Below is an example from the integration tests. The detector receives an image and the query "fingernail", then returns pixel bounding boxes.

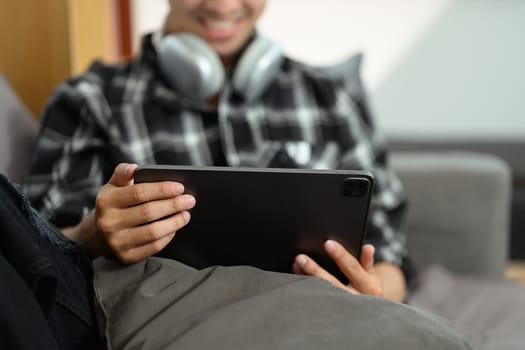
[325,240,337,252]
[183,195,196,207]
[121,164,130,175]
[182,211,191,223]
[296,255,307,267]
[171,183,184,194]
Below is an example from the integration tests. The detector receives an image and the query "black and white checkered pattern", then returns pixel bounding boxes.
[24,34,409,270]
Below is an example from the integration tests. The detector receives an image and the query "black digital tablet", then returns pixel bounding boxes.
[134,165,374,281]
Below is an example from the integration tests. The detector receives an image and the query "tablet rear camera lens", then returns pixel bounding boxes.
[342,179,368,197]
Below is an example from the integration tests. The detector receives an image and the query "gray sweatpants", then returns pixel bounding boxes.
[93,257,474,350]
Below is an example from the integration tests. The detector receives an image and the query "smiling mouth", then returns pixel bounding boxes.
[201,20,241,39]
[197,13,246,40]
[202,18,240,29]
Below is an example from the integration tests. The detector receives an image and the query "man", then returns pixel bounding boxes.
[24,0,409,301]
[15,1,479,349]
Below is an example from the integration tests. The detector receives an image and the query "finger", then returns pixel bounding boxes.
[293,254,347,290]
[360,244,375,271]
[107,181,186,208]
[292,258,359,295]
[324,240,372,293]
[116,211,191,251]
[118,232,176,264]
[113,194,196,229]
[108,163,138,187]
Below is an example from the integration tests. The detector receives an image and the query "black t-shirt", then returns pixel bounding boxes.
[201,109,227,166]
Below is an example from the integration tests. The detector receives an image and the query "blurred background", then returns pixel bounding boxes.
[0,0,524,259]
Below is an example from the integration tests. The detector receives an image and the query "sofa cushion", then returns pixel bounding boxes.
[93,257,474,350]
[408,265,525,350]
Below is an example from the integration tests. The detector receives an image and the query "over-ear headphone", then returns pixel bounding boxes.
[156,32,284,102]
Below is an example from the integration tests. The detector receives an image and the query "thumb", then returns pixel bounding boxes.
[108,163,138,187]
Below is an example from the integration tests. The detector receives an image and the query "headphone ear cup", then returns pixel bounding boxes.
[232,37,284,102]
[158,33,225,101]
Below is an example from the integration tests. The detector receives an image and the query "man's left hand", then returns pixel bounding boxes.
[293,240,383,297]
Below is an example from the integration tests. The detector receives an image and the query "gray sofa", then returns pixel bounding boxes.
[392,151,510,277]
[2,74,524,349]
[391,151,525,349]
[0,75,37,184]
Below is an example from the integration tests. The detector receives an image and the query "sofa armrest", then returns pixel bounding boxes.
[0,74,37,183]
[390,151,512,277]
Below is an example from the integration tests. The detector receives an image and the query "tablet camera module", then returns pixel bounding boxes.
[341,178,369,198]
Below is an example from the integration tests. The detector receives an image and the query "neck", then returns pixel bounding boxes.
[208,94,220,109]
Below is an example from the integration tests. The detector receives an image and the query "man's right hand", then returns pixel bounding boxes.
[66,163,196,263]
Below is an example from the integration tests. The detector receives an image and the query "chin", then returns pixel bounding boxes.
[210,41,245,63]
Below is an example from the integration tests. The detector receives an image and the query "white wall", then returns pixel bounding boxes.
[258,0,453,92]
[130,0,169,51]
[130,0,525,141]
[371,0,525,142]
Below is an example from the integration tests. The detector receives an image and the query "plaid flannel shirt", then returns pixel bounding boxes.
[24,34,409,269]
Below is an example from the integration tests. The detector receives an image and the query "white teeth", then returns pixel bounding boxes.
[205,20,234,29]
